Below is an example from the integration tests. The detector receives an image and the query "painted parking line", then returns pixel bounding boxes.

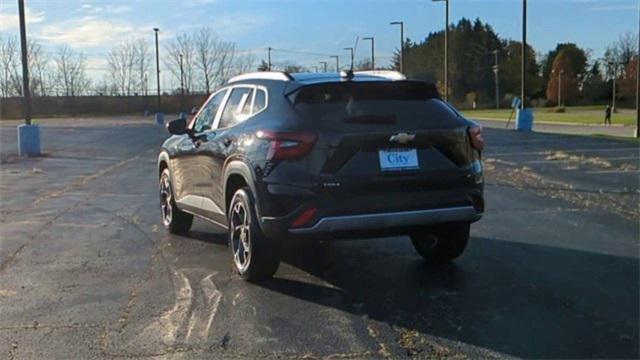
[584,169,640,174]
[488,147,640,157]
[526,156,640,164]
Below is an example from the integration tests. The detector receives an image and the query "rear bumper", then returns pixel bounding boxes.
[288,206,481,235]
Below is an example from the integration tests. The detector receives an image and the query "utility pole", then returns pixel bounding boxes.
[521,0,527,109]
[319,61,328,72]
[636,5,639,138]
[363,37,375,70]
[390,21,404,73]
[153,28,160,112]
[492,50,499,109]
[344,47,354,70]
[433,0,449,100]
[610,62,619,112]
[267,47,272,71]
[18,0,31,125]
[558,69,564,106]
[331,55,339,72]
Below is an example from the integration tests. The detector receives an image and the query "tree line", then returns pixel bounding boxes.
[0,27,254,98]
[391,18,638,108]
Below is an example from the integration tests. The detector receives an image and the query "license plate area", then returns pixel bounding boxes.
[378,148,419,171]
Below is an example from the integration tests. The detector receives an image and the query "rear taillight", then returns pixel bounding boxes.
[468,126,485,152]
[256,130,317,161]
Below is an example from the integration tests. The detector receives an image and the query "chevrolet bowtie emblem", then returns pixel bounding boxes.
[389,133,416,144]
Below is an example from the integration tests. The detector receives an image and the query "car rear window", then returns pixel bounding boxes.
[289,81,463,130]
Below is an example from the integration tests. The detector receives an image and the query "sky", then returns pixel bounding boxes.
[0,0,638,89]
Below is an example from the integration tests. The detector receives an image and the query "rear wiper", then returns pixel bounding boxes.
[343,115,396,125]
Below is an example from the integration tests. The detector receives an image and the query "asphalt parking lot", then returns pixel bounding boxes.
[0,117,638,359]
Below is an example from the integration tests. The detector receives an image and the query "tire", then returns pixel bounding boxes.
[410,222,470,262]
[159,168,193,234]
[228,187,280,282]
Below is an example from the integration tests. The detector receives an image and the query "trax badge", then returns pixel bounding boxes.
[389,133,416,144]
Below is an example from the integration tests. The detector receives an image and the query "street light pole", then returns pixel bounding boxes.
[521,0,527,109]
[331,55,339,72]
[18,0,31,125]
[153,28,160,113]
[433,0,449,100]
[559,69,564,106]
[493,50,499,110]
[267,47,272,71]
[611,62,618,112]
[344,47,354,70]
[363,37,375,70]
[320,61,328,72]
[390,21,404,73]
[636,6,639,138]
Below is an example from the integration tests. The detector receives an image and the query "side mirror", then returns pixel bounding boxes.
[167,118,188,135]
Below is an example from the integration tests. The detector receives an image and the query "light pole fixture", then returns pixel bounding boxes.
[432,0,449,100]
[389,21,404,73]
[362,37,375,70]
[344,47,354,70]
[331,55,339,72]
[153,27,161,112]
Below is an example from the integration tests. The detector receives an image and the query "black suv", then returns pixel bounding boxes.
[158,71,484,281]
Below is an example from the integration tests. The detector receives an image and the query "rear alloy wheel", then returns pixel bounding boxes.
[159,168,193,234]
[229,187,280,282]
[410,222,470,262]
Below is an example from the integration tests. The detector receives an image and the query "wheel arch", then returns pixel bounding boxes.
[224,160,259,217]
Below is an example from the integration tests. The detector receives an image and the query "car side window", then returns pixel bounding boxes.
[218,87,253,129]
[252,89,266,114]
[194,89,227,132]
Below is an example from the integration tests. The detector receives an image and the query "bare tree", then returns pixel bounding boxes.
[165,33,195,94]
[0,34,18,97]
[107,40,136,95]
[194,27,218,94]
[133,39,151,95]
[28,39,50,96]
[214,41,236,86]
[234,54,255,75]
[54,46,90,97]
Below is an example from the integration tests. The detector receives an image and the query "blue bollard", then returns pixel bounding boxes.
[18,124,41,156]
[155,112,164,125]
[515,108,534,132]
[144,110,150,116]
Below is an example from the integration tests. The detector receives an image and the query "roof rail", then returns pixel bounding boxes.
[354,70,406,81]
[228,71,293,83]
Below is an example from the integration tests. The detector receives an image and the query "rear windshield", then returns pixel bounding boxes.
[289,81,462,129]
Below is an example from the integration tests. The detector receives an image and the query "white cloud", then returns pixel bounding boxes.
[81,4,132,15]
[0,7,45,32]
[37,16,146,48]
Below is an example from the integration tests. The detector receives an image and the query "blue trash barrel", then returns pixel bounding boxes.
[18,124,41,156]
[516,108,534,131]
[155,112,165,125]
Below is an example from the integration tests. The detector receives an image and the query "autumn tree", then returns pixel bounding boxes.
[546,50,580,106]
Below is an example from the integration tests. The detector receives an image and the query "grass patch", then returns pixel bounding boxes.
[462,107,636,126]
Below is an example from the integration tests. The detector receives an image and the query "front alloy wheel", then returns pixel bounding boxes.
[159,168,193,234]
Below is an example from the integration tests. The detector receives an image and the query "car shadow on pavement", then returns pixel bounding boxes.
[260,236,639,359]
[186,230,228,246]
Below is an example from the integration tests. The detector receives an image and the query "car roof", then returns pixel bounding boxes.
[227,70,406,86]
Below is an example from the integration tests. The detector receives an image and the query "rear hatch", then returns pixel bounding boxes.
[285,80,476,198]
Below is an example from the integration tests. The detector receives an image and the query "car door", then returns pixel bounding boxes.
[172,88,229,214]
[194,85,255,224]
